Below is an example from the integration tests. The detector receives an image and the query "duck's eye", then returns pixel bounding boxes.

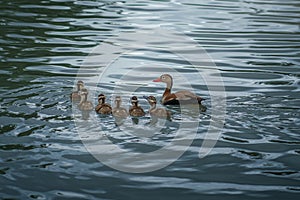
[162,76,165,79]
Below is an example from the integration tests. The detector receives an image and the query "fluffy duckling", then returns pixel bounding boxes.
[144,95,171,119]
[78,88,93,111]
[112,96,128,118]
[70,80,84,102]
[95,94,112,114]
[129,96,145,117]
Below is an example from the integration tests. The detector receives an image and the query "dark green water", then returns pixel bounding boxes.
[1,0,300,199]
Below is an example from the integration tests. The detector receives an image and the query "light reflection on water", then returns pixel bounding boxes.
[0,0,300,199]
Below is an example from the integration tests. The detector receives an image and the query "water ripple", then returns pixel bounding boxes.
[0,0,299,199]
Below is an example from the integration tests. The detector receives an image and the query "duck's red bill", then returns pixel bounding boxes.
[153,78,161,82]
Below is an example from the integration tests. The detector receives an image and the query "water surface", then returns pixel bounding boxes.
[0,0,300,199]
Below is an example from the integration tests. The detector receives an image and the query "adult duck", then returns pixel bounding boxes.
[112,96,128,118]
[129,96,145,117]
[153,74,205,105]
[70,80,84,102]
[95,94,112,114]
[78,88,93,111]
[144,95,171,119]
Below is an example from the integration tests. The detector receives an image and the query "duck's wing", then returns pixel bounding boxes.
[122,107,128,112]
[174,90,199,100]
[163,91,203,105]
[104,103,112,110]
[95,104,102,112]
[138,106,145,115]
[162,93,177,102]
[113,107,128,117]
[129,106,134,113]
[103,106,112,114]
[174,90,205,103]
[88,101,94,107]
[86,102,94,110]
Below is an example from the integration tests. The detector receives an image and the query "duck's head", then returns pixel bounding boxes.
[115,96,122,102]
[131,96,139,105]
[144,95,157,105]
[153,74,173,88]
[114,96,122,105]
[77,80,84,90]
[80,88,88,99]
[80,88,88,94]
[98,94,106,103]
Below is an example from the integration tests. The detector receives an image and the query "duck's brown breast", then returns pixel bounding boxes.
[150,108,170,119]
[112,107,128,118]
[95,104,112,114]
[71,92,81,102]
[129,107,145,117]
[79,101,93,111]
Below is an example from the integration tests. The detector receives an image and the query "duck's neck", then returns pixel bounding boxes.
[132,102,138,107]
[149,103,156,112]
[98,99,104,105]
[77,84,83,92]
[116,101,121,108]
[163,80,172,98]
[80,94,87,104]
[163,88,171,99]
[166,79,173,90]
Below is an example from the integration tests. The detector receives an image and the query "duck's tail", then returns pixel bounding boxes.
[197,96,206,103]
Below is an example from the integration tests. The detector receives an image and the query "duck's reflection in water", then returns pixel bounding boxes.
[146,115,170,126]
[114,116,127,126]
[131,117,140,125]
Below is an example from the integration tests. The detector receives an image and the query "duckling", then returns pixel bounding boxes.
[95,94,112,114]
[78,88,93,111]
[112,96,128,118]
[129,96,145,117]
[70,80,84,102]
[144,95,171,119]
